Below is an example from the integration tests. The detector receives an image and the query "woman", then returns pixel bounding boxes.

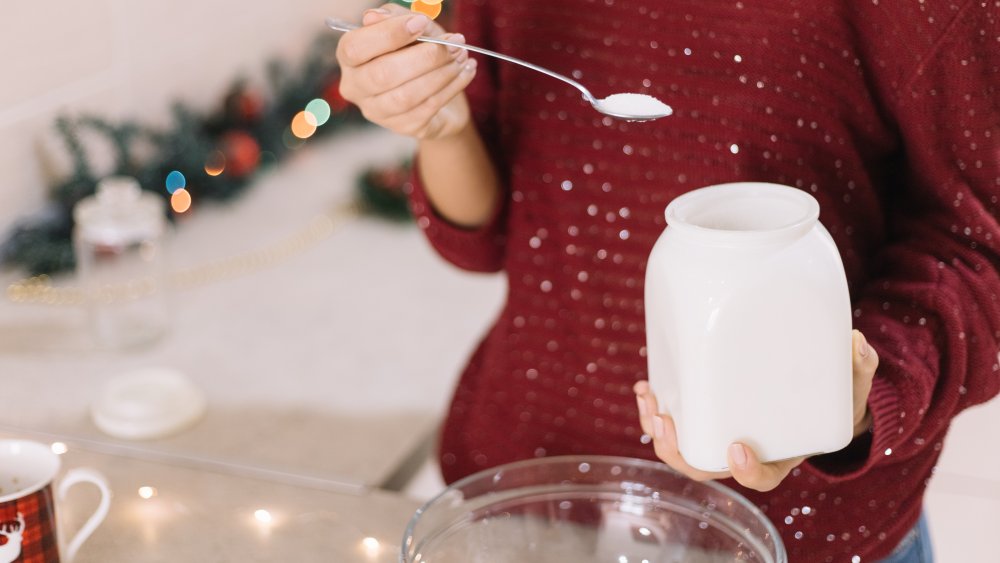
[336,2,999,560]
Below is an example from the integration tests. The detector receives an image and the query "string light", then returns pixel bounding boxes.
[171,188,192,213]
[165,170,186,194]
[291,111,317,139]
[138,486,157,499]
[282,128,305,150]
[6,203,353,306]
[361,537,380,557]
[411,0,443,19]
[304,99,331,126]
[204,150,226,176]
[50,442,68,455]
[254,509,272,524]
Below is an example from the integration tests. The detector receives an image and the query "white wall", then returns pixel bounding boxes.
[0,0,373,235]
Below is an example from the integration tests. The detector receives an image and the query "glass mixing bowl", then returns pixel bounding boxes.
[401,455,786,563]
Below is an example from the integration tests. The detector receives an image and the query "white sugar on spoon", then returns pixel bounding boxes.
[327,18,675,122]
[596,93,674,121]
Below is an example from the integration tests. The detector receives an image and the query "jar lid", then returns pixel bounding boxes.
[74,176,166,246]
[91,367,205,440]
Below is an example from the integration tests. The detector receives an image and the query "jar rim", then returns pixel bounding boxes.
[664,182,819,244]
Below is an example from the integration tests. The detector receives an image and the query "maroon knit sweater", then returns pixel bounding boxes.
[406,1,1000,561]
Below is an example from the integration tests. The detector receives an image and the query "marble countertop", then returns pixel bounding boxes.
[0,127,506,489]
[2,432,421,562]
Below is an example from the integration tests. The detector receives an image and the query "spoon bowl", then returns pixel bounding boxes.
[326,18,673,122]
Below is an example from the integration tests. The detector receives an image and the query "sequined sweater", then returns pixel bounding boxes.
[406,1,1000,561]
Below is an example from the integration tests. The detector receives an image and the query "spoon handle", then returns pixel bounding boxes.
[325,18,596,104]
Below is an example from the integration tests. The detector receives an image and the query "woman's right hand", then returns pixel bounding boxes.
[336,4,478,141]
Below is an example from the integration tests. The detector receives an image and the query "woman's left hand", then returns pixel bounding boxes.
[634,329,879,492]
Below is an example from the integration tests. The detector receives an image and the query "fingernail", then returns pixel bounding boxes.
[653,416,664,439]
[729,443,748,469]
[455,49,468,64]
[636,396,648,417]
[463,58,478,73]
[859,334,869,358]
[406,14,430,34]
[445,34,465,55]
[365,7,390,15]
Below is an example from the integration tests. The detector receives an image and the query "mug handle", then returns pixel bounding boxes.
[57,468,111,563]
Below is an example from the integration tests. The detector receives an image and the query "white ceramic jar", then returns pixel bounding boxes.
[644,182,853,472]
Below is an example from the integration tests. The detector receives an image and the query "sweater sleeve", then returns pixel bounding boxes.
[809,1,1000,480]
[406,0,508,273]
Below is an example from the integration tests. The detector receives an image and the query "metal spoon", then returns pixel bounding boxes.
[326,18,673,122]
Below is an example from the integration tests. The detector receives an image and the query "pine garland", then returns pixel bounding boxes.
[1,31,417,276]
[0,1,467,276]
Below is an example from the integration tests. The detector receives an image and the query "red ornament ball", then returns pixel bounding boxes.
[322,77,351,113]
[373,165,409,192]
[220,131,261,178]
[225,89,264,123]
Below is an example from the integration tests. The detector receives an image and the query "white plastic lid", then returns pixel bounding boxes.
[74,176,166,246]
[91,367,205,440]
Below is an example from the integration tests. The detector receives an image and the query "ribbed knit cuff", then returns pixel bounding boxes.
[405,157,507,273]
[806,371,902,482]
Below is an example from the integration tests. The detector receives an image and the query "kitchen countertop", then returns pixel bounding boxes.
[2,432,421,563]
[0,126,506,490]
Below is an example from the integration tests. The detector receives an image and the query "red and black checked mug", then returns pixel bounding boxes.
[0,440,110,563]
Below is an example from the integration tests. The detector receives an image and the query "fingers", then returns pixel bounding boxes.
[633,383,730,481]
[728,443,806,492]
[633,380,813,492]
[347,37,465,102]
[852,329,879,380]
[651,414,731,482]
[633,380,657,437]
[852,330,878,434]
[337,11,433,68]
[378,58,477,137]
[363,3,447,36]
[335,6,473,140]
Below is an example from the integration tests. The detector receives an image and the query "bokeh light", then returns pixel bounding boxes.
[171,188,192,213]
[411,0,443,19]
[259,150,278,167]
[254,509,272,524]
[305,99,331,126]
[291,111,318,139]
[361,537,380,556]
[138,486,157,499]
[282,128,305,150]
[50,442,68,455]
[204,150,226,176]
[165,170,186,194]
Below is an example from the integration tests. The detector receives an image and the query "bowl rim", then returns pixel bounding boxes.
[399,454,787,563]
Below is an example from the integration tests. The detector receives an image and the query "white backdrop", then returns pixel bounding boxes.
[0,0,374,234]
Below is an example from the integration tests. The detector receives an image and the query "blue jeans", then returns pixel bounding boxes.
[878,513,933,563]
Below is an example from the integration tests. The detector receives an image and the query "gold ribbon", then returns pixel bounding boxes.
[7,202,359,306]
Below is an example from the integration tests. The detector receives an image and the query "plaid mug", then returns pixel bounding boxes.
[0,440,109,563]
